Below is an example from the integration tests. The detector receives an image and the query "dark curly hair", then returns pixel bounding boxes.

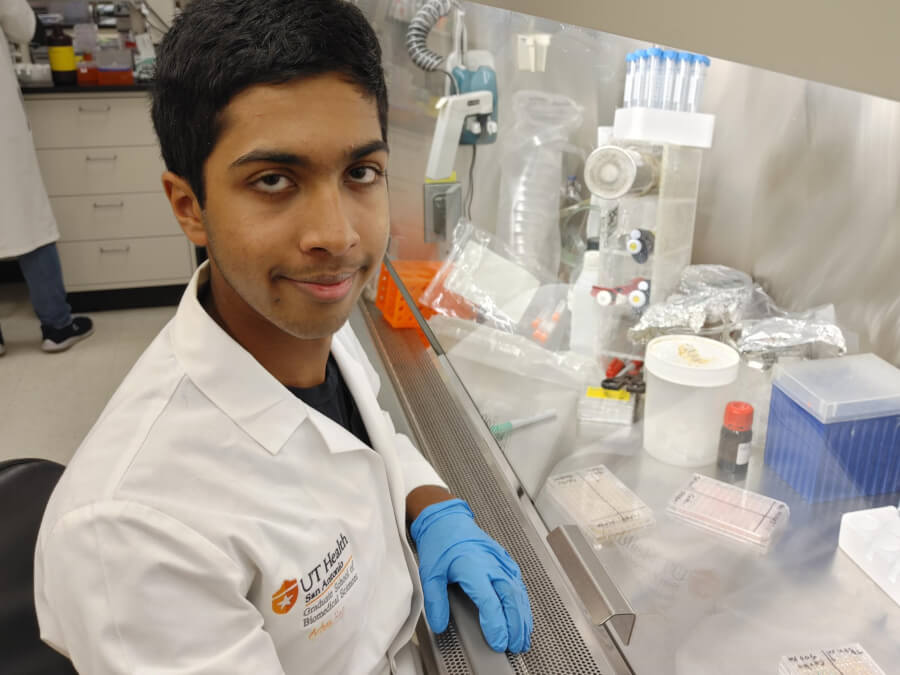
[151,0,388,207]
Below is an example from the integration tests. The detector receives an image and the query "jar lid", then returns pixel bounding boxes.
[645,335,739,387]
[724,401,754,431]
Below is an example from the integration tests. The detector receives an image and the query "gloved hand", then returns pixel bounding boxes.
[410,499,533,653]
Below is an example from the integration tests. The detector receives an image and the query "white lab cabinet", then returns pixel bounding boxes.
[23,91,195,292]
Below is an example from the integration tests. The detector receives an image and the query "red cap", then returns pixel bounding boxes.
[606,358,626,379]
[723,401,754,431]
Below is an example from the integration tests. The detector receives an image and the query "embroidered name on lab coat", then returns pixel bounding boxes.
[270,532,359,632]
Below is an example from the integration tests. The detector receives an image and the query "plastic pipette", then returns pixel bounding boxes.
[490,410,557,436]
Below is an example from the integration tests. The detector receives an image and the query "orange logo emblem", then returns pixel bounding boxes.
[272,579,299,615]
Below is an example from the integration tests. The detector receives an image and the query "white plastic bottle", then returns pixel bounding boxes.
[568,250,603,358]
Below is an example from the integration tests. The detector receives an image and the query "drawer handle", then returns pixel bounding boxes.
[92,201,125,209]
[85,154,118,162]
[99,245,130,254]
[77,104,112,113]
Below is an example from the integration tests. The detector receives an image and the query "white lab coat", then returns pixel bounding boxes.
[0,0,59,259]
[34,262,447,674]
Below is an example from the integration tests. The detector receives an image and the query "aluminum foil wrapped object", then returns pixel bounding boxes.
[628,264,847,364]
[628,265,754,343]
[737,312,847,365]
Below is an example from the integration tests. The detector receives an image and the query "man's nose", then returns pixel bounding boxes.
[296,181,360,257]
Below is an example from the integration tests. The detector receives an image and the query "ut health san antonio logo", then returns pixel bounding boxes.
[272,579,299,615]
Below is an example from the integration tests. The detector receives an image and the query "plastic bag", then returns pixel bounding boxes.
[494,90,584,279]
[420,220,553,333]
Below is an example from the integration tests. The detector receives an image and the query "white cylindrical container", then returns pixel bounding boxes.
[643,335,740,467]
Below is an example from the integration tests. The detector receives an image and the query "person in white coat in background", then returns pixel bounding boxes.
[0,0,93,355]
[34,0,533,673]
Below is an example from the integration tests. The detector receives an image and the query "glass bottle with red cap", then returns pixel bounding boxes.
[717,401,754,478]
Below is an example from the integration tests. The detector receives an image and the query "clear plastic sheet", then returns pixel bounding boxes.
[428,314,603,390]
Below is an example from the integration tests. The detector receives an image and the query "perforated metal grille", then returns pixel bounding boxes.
[434,621,468,672]
[361,304,610,675]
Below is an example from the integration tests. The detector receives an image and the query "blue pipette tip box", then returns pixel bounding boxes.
[764,354,900,503]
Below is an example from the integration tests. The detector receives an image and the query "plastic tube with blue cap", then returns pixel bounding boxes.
[674,52,695,111]
[662,49,679,110]
[634,49,649,106]
[623,52,637,108]
[688,54,710,112]
[647,47,665,108]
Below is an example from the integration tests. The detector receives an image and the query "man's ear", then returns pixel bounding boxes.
[162,171,208,247]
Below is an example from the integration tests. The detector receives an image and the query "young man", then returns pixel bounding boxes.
[33,0,532,673]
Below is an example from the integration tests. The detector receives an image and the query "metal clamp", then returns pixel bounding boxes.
[85,154,118,162]
[78,104,112,113]
[546,525,636,645]
[99,245,130,254]
[92,201,125,209]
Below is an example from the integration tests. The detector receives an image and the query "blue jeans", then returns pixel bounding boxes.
[17,243,72,329]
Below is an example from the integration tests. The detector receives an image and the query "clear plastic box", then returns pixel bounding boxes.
[838,505,900,607]
[667,474,790,553]
[544,465,654,544]
[765,354,900,502]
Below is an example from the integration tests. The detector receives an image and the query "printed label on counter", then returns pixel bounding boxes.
[586,386,631,401]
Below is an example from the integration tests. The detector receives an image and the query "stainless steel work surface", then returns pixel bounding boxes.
[538,433,900,674]
[350,302,633,675]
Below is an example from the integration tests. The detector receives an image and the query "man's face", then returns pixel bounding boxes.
[201,73,389,340]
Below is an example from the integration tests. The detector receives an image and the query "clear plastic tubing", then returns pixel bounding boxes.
[623,52,637,108]
[633,49,649,107]
[647,47,665,108]
[674,52,695,112]
[662,49,679,110]
[688,54,710,112]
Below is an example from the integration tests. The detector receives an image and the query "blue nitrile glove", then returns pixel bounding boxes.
[410,499,533,653]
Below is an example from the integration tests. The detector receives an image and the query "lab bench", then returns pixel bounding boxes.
[353,300,900,674]
[21,88,196,309]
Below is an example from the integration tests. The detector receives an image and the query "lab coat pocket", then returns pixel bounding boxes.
[259,518,372,672]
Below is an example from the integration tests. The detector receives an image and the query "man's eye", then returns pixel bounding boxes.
[252,174,293,193]
[347,166,383,185]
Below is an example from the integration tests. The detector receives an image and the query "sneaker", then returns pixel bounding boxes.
[41,317,94,353]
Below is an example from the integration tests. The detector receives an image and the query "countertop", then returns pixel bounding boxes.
[20,83,151,94]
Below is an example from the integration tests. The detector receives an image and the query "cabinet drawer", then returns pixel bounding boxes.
[58,236,193,290]
[24,96,156,149]
[36,147,165,196]
[52,193,180,241]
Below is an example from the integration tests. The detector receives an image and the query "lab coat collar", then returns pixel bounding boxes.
[171,262,368,456]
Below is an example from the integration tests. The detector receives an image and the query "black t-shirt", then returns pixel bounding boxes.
[287,354,371,446]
